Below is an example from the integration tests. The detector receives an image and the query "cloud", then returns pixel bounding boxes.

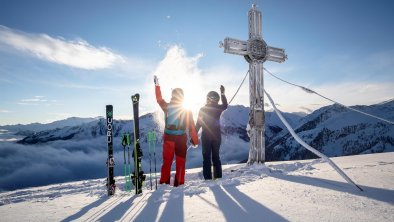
[0,25,124,70]
[146,45,206,115]
[21,97,47,103]
[0,139,107,191]
[0,109,11,113]
[17,96,62,107]
[0,130,249,191]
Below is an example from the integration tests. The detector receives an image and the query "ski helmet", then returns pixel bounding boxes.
[206,91,220,104]
[171,88,184,102]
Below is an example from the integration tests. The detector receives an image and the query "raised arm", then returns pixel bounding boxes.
[219,85,228,110]
[154,75,167,111]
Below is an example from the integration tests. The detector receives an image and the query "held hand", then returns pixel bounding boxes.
[190,139,198,148]
[220,85,225,94]
[154,75,159,86]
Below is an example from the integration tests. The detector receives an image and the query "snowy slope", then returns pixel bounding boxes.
[0,152,393,222]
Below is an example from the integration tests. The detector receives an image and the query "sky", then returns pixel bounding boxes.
[0,0,393,125]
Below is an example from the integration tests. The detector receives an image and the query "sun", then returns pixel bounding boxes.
[181,83,206,114]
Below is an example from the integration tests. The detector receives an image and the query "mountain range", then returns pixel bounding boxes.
[3,101,394,162]
[0,100,393,191]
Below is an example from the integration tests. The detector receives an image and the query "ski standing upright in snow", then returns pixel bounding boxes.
[121,133,132,192]
[148,131,158,190]
[106,105,116,195]
[131,94,146,194]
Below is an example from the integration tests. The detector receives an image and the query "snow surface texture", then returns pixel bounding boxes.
[0,152,393,222]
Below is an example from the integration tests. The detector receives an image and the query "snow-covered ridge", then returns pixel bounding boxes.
[0,117,100,135]
[266,100,394,161]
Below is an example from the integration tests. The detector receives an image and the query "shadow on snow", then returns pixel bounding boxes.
[270,173,394,205]
[211,185,288,222]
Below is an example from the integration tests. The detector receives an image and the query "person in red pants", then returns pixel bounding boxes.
[154,75,198,187]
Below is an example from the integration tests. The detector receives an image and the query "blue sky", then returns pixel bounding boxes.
[0,0,393,125]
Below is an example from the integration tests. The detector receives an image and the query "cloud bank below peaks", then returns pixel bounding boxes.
[0,25,124,70]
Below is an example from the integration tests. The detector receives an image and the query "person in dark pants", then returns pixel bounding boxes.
[195,85,228,180]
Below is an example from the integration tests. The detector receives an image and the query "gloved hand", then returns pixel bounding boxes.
[190,139,198,148]
[220,85,225,94]
[154,75,159,86]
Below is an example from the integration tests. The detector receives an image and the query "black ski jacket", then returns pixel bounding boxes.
[195,94,228,141]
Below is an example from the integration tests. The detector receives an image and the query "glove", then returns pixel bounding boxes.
[220,85,225,94]
[190,139,198,148]
[154,75,159,86]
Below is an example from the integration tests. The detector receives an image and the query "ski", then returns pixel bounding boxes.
[131,94,145,194]
[121,133,132,192]
[106,105,116,196]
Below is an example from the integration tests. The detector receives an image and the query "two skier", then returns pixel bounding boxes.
[154,75,228,185]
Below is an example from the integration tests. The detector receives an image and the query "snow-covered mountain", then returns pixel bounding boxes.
[12,106,303,168]
[1,117,100,136]
[0,102,393,191]
[266,100,394,161]
[0,152,393,221]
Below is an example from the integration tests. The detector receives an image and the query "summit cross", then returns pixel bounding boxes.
[220,4,287,164]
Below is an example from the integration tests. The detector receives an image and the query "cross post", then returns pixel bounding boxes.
[220,4,287,164]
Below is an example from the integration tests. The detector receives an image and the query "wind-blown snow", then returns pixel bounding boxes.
[0,152,393,221]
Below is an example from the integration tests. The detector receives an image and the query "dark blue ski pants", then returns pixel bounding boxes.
[202,138,222,179]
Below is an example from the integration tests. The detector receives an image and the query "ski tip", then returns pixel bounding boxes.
[131,93,140,100]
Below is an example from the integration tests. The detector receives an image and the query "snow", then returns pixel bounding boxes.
[0,152,393,221]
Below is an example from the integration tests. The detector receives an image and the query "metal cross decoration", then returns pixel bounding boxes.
[220,4,287,164]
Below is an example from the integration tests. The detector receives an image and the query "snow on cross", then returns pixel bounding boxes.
[220,4,287,163]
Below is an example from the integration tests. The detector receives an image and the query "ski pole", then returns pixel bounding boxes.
[153,131,157,190]
[127,141,131,191]
[148,131,153,190]
[122,133,132,192]
[126,133,131,192]
[122,134,128,191]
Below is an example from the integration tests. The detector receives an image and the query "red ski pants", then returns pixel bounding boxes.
[160,133,187,186]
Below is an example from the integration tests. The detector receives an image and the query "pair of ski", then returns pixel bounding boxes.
[130,94,145,195]
[106,94,146,196]
[122,130,158,192]
[147,131,158,190]
[121,133,132,192]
